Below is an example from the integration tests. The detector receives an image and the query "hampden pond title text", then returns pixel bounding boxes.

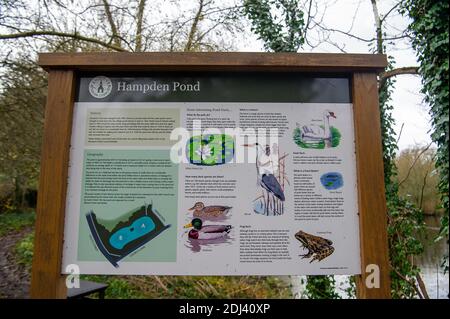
[117,80,201,93]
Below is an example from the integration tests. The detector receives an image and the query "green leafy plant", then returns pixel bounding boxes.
[305,275,340,299]
[243,0,305,52]
[400,0,449,273]
[15,232,34,269]
[379,56,426,298]
[387,199,425,298]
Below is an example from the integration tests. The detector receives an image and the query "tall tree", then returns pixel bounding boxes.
[0,58,46,209]
[401,0,449,272]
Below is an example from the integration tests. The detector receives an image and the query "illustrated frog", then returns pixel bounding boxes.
[295,230,334,262]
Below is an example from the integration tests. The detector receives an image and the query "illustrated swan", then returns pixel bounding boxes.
[298,110,336,146]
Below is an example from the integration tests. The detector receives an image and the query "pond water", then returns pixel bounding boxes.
[289,215,449,299]
[415,215,449,299]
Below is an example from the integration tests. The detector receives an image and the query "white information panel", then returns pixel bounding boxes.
[62,74,360,275]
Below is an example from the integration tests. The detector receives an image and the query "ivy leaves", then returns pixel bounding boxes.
[243,0,305,52]
[401,0,449,271]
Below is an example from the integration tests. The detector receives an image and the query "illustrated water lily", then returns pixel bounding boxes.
[195,144,212,158]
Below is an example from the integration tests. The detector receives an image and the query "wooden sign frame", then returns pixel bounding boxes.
[30,52,389,299]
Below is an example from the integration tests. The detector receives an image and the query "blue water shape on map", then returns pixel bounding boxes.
[320,172,343,190]
[109,216,156,250]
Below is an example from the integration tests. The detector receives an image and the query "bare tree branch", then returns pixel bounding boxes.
[382,67,420,79]
[418,152,436,211]
[396,122,404,144]
[380,66,419,82]
[315,24,408,43]
[303,0,313,35]
[398,142,433,187]
[419,166,430,210]
[0,30,127,51]
[381,2,401,23]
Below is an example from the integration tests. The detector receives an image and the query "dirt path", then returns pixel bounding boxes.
[0,227,32,299]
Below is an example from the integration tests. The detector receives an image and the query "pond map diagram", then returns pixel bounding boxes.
[86,203,170,267]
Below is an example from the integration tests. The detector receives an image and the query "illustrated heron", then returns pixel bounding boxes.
[243,143,285,215]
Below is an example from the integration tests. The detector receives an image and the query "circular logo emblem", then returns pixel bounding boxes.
[88,76,112,99]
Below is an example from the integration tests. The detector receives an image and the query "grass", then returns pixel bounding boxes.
[0,211,35,236]
[81,275,146,299]
[11,214,292,299]
[82,275,292,299]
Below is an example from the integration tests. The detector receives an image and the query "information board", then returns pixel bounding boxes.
[62,73,361,275]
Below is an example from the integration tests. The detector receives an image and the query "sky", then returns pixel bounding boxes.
[235,0,432,151]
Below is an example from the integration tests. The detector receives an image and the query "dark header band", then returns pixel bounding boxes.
[76,72,351,103]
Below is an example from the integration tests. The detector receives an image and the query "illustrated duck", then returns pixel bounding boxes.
[188,202,232,218]
[184,218,232,240]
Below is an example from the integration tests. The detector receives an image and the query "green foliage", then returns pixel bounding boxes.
[243,0,305,52]
[379,56,425,297]
[0,211,35,236]
[344,276,356,299]
[401,0,449,272]
[15,232,34,268]
[388,199,425,298]
[379,56,399,197]
[305,275,340,299]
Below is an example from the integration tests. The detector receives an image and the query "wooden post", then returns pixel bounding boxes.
[30,70,76,298]
[353,72,391,298]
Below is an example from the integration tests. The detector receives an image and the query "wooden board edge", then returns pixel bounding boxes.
[38,52,387,72]
[30,70,76,298]
[352,72,391,299]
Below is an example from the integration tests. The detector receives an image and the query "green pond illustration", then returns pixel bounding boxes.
[186,134,234,165]
[293,126,341,149]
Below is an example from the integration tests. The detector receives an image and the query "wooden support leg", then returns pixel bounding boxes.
[30,70,75,299]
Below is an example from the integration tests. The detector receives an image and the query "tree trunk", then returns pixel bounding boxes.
[135,0,147,52]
